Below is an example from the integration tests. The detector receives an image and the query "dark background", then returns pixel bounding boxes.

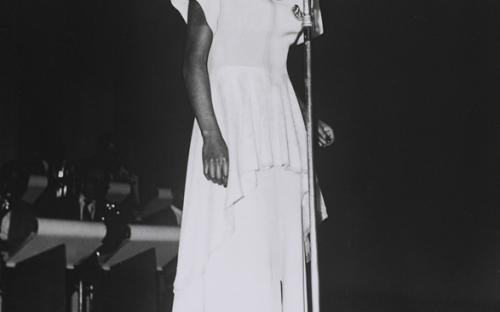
[1,0,499,310]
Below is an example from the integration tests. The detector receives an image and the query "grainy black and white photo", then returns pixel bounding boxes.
[0,0,498,311]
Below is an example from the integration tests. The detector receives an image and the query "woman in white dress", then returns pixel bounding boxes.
[170,0,334,311]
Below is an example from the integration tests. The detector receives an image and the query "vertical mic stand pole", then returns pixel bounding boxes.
[302,1,321,312]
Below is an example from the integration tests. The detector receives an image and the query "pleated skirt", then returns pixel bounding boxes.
[172,168,308,312]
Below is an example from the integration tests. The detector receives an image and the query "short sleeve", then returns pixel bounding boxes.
[171,0,221,34]
[295,0,324,44]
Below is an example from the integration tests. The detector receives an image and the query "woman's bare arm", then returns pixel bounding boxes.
[184,0,228,186]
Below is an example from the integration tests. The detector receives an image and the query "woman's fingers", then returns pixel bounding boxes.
[325,127,335,146]
[222,157,229,187]
[203,159,209,179]
[323,124,334,146]
[204,156,229,186]
[215,158,222,184]
[202,136,229,186]
[317,123,327,147]
[318,123,327,139]
[209,158,216,183]
[318,136,327,147]
[318,120,335,147]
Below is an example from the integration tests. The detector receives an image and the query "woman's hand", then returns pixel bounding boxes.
[202,133,229,187]
[318,120,335,148]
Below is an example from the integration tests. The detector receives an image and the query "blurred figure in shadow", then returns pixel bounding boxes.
[30,140,80,218]
[89,136,180,311]
[93,135,124,181]
[92,135,142,219]
[0,160,38,251]
[33,157,78,220]
[78,159,133,224]
[75,161,111,221]
[36,158,134,223]
[65,159,134,312]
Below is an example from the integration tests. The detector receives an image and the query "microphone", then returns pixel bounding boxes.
[292,5,304,21]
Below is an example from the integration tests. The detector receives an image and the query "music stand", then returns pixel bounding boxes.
[5,219,105,269]
[100,224,179,271]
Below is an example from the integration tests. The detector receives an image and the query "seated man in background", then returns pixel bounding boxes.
[76,161,112,221]
[35,159,133,223]
[92,135,142,221]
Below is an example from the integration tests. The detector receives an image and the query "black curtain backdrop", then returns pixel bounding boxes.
[1,0,499,310]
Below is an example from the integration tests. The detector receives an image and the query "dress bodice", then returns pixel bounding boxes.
[208,0,304,75]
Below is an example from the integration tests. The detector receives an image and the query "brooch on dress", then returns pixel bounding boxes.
[292,5,304,21]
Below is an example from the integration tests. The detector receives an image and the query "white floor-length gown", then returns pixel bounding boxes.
[170,0,327,311]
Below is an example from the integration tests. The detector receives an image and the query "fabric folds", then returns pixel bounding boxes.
[173,66,327,292]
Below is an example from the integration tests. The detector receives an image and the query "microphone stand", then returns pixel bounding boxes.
[302,0,320,311]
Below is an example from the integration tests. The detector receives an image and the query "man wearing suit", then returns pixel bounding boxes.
[35,159,132,223]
